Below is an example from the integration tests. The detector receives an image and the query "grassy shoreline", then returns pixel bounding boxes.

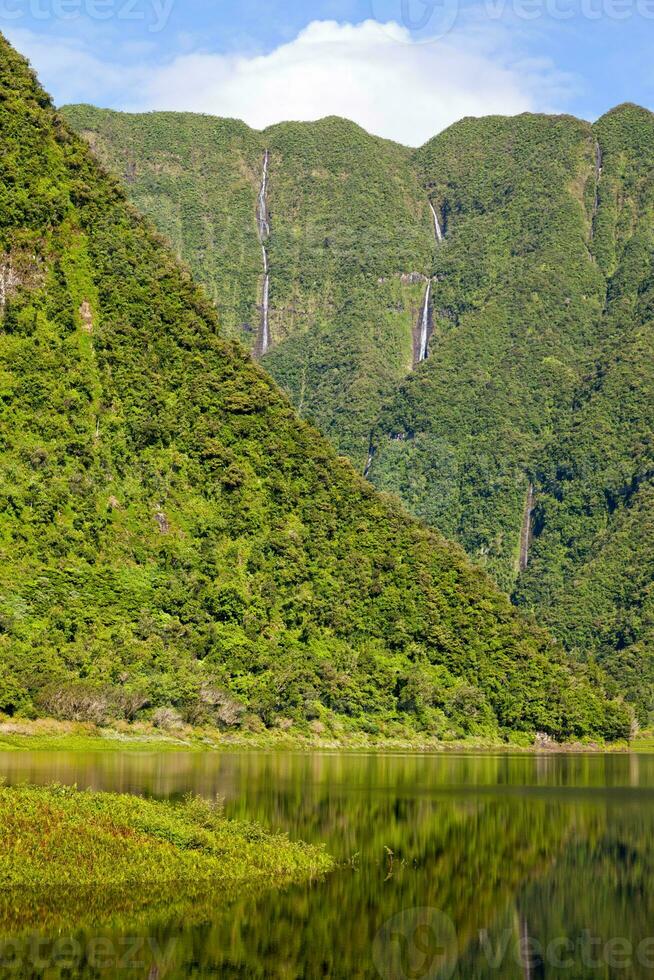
[0,718,648,754]
[0,784,333,935]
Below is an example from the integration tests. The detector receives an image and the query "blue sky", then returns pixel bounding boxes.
[3,0,652,144]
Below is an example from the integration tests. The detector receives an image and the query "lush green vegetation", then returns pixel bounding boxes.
[374,113,605,589]
[61,106,434,467]
[514,104,654,722]
[261,117,433,464]
[0,784,331,933]
[0,717,626,753]
[0,36,633,742]
[60,106,266,342]
[61,100,654,723]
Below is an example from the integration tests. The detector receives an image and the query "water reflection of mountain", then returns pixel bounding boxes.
[1,751,653,978]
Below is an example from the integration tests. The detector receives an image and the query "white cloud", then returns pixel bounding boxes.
[131,19,561,145]
[8,19,571,145]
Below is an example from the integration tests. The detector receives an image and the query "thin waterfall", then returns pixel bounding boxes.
[257,150,271,355]
[414,199,442,365]
[428,200,443,243]
[591,140,603,242]
[261,260,270,354]
[418,279,432,362]
[519,484,535,573]
[257,150,270,240]
[519,915,533,979]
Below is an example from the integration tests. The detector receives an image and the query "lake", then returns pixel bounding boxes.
[1,749,653,978]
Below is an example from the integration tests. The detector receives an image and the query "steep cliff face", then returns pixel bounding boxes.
[255,116,438,464]
[60,106,266,342]
[514,105,654,719]
[2,35,628,740]
[61,100,654,719]
[371,113,605,591]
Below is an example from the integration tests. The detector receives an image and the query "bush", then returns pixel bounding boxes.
[36,683,112,725]
[152,707,184,731]
[114,688,150,722]
[182,686,245,729]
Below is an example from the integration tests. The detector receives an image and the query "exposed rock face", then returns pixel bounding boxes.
[0,255,21,312]
[79,300,94,333]
[155,510,170,534]
[0,251,44,312]
[400,272,426,286]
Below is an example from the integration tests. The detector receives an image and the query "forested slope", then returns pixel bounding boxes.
[514,105,654,718]
[372,113,605,590]
[61,97,654,722]
[62,106,434,465]
[0,35,628,740]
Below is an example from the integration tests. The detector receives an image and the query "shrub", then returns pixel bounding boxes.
[36,683,111,725]
[152,706,184,731]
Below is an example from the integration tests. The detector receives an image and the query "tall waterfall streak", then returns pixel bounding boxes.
[595,139,603,181]
[257,150,270,240]
[261,269,271,354]
[257,151,271,355]
[418,280,432,362]
[363,446,376,478]
[428,200,443,243]
[591,140,603,242]
[519,484,535,573]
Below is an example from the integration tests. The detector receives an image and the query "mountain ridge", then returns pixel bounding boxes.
[62,103,654,148]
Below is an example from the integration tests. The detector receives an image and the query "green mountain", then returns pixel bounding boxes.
[61,101,654,721]
[514,105,654,715]
[60,105,434,466]
[0,35,627,742]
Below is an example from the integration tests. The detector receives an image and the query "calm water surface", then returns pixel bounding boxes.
[1,750,654,978]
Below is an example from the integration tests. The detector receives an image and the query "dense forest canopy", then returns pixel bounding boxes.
[0,34,630,741]
[61,101,654,722]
